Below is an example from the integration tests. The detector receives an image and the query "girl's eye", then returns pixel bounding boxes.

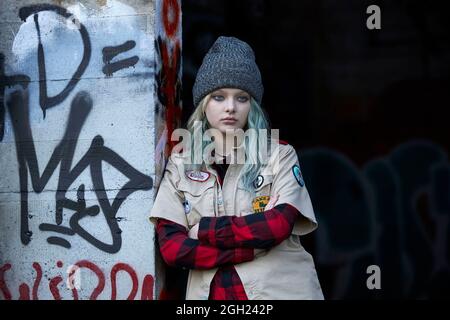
[212,95,224,101]
[237,96,249,103]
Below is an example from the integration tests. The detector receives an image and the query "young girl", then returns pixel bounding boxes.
[150,36,323,300]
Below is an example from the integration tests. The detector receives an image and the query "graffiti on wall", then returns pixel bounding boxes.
[7,90,153,253]
[301,140,450,299]
[155,0,182,161]
[2,4,153,253]
[20,5,91,118]
[1,0,156,300]
[0,53,30,142]
[0,260,154,300]
[102,40,139,77]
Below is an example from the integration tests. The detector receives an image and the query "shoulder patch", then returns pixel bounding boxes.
[278,139,289,145]
[292,164,305,187]
[186,170,210,182]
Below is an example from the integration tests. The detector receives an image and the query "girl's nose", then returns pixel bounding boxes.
[224,97,236,112]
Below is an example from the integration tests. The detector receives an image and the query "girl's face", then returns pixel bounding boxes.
[205,88,251,134]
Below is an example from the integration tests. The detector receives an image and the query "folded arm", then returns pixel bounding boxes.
[197,203,300,249]
[156,218,254,270]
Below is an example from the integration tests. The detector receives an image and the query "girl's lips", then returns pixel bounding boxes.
[221,118,237,123]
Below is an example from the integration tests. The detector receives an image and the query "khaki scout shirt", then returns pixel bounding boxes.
[149,141,324,300]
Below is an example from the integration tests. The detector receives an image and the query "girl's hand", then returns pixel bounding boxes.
[265,194,279,210]
[188,223,199,240]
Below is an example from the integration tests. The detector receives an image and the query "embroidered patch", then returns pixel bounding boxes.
[253,175,264,189]
[292,164,305,187]
[186,170,210,182]
[252,196,270,213]
[183,200,191,214]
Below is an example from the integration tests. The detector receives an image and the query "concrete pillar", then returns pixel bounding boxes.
[0,0,181,300]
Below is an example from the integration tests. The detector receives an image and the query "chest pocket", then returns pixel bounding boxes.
[178,176,215,227]
[254,174,274,196]
[237,174,274,216]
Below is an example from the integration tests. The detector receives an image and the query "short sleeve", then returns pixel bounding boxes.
[270,144,318,235]
[149,157,189,230]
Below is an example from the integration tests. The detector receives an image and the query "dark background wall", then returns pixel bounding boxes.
[181,0,450,299]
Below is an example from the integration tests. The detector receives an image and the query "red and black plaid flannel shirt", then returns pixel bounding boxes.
[156,203,299,299]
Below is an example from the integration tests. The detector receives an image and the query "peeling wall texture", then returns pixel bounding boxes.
[0,0,181,300]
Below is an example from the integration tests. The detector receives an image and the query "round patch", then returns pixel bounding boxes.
[253,175,264,189]
[292,164,305,187]
[183,200,191,214]
[186,170,210,182]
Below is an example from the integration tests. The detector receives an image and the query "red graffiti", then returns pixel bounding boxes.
[18,263,42,300]
[73,260,105,300]
[156,0,182,156]
[162,0,180,39]
[156,37,182,154]
[32,262,42,300]
[49,260,65,299]
[0,261,153,300]
[0,263,12,300]
[19,283,30,300]
[49,276,63,300]
[1,262,42,300]
[110,263,138,300]
[140,275,154,300]
[2,262,41,300]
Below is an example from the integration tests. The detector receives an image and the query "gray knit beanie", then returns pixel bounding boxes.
[193,36,264,107]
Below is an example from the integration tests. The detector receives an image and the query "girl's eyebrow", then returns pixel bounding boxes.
[212,89,248,95]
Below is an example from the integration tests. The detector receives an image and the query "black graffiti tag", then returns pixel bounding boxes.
[19,4,91,118]
[102,40,139,77]
[0,53,30,141]
[4,4,153,253]
[8,89,152,253]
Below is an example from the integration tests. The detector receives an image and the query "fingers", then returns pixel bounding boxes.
[188,223,199,240]
[265,194,279,210]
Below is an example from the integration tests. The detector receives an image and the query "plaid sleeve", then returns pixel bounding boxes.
[156,218,254,270]
[197,203,299,249]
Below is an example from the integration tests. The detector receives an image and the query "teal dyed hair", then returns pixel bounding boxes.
[186,93,271,194]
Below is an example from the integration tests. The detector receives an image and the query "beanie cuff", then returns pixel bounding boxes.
[193,69,263,106]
